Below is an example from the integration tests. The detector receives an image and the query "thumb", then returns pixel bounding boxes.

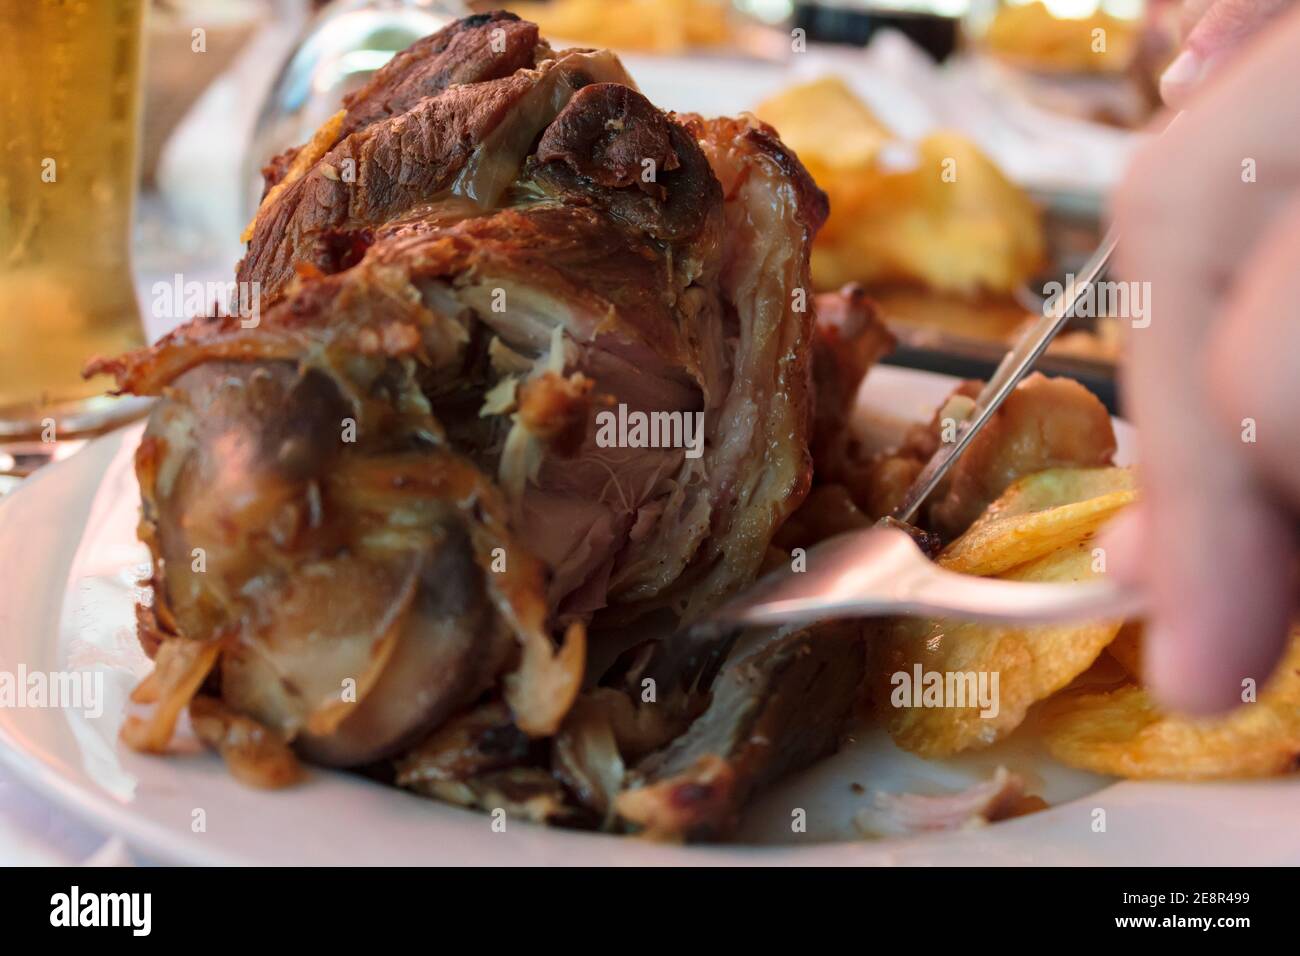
[1100,487,1291,716]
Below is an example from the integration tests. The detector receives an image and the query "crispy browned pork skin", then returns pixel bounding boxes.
[90,12,890,835]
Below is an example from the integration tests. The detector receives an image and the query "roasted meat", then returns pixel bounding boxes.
[93,12,887,837]
[616,622,867,841]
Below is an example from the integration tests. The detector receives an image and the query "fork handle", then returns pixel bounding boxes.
[899,563,1146,625]
[728,564,1146,628]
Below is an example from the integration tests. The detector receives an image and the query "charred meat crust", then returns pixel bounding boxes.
[536,83,681,194]
[743,125,830,234]
[241,47,640,304]
[678,114,830,235]
[530,104,720,244]
[242,68,554,300]
[337,11,542,141]
[261,12,542,196]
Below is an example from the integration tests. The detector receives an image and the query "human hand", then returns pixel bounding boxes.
[1105,4,1300,714]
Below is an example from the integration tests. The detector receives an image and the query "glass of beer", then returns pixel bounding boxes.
[0,0,149,443]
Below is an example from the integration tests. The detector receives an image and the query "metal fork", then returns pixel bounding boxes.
[711,522,1144,629]
[636,520,1143,693]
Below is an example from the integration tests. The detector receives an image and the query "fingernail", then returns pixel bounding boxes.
[1159,50,1206,106]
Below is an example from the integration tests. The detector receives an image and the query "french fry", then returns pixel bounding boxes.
[869,541,1123,757]
[938,467,1135,577]
[1042,631,1300,779]
[757,78,1047,297]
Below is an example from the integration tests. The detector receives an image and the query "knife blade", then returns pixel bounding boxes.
[889,226,1120,524]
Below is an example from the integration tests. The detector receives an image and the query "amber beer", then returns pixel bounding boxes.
[0,0,147,438]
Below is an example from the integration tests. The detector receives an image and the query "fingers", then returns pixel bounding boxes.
[1162,0,1296,106]
[1178,0,1221,38]
[1207,190,1300,512]
[1118,323,1292,715]
[1094,505,1145,588]
[1141,485,1293,714]
[1112,8,1300,713]
[1100,496,1290,716]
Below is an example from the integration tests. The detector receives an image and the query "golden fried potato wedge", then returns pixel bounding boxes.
[939,467,1136,577]
[510,0,731,54]
[827,134,1045,296]
[984,1,1138,74]
[975,466,1136,519]
[756,81,1044,296]
[1041,632,1300,779]
[755,76,890,172]
[869,541,1123,757]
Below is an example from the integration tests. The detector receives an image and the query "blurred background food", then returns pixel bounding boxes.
[504,0,735,53]
[141,0,267,183]
[983,0,1138,73]
[756,76,1046,297]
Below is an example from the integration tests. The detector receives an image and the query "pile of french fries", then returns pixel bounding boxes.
[756,77,1045,297]
[983,0,1138,75]
[869,466,1300,780]
[506,0,731,54]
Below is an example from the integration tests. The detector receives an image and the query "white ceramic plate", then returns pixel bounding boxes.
[1,366,1296,865]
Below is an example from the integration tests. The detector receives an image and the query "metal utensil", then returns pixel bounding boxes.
[890,225,1119,523]
[710,523,1144,629]
[712,226,1125,630]
[631,520,1144,692]
[244,0,467,221]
